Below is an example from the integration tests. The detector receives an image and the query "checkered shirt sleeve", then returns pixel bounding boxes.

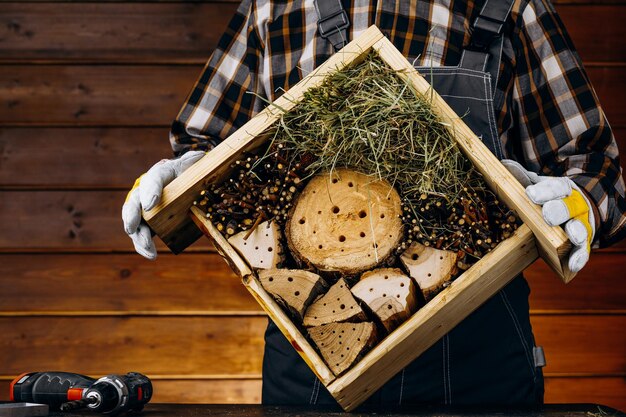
[168,0,267,156]
[512,0,626,246]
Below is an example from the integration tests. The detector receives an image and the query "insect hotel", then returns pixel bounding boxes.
[144,26,575,411]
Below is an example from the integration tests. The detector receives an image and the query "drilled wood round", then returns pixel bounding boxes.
[286,169,403,274]
[308,321,378,376]
[351,268,418,333]
[399,242,458,301]
[303,278,367,327]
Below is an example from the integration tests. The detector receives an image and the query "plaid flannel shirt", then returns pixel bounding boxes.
[169,0,626,247]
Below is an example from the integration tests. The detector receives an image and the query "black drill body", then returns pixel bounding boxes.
[10,372,152,415]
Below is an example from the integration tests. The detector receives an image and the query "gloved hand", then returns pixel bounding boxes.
[502,159,595,273]
[122,150,205,260]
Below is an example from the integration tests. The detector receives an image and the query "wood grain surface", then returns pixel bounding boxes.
[0,0,624,409]
[0,4,623,63]
[0,315,622,377]
[1,65,624,127]
[1,254,624,313]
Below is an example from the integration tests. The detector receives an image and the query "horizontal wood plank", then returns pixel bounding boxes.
[0,4,623,63]
[0,316,267,375]
[0,3,236,64]
[0,190,213,251]
[1,65,623,127]
[534,315,626,375]
[1,377,624,409]
[0,65,198,126]
[0,253,259,313]
[0,127,624,189]
[544,376,626,412]
[0,315,623,376]
[526,254,626,311]
[0,253,623,313]
[0,127,173,188]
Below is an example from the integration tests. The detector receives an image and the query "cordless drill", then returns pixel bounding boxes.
[9,372,152,415]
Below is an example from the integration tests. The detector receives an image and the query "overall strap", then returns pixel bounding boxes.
[314,0,350,51]
[459,0,515,90]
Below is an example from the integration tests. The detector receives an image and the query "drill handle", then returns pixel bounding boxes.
[10,372,95,409]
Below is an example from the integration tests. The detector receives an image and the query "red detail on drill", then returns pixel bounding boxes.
[290,339,303,352]
[67,388,84,401]
[137,387,143,400]
[9,373,29,402]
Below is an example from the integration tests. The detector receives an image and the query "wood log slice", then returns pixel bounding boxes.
[303,278,367,327]
[286,169,403,274]
[400,242,458,301]
[308,322,378,376]
[351,268,418,333]
[258,269,328,321]
[228,220,284,270]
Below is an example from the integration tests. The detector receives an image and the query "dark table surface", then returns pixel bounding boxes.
[43,404,625,417]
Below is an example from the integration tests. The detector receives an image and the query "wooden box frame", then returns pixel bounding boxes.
[144,26,574,410]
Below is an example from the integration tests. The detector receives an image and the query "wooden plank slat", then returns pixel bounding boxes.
[0,189,623,252]
[0,316,623,400]
[0,3,236,64]
[0,127,173,188]
[2,126,621,189]
[0,253,260,313]
[1,65,623,129]
[0,253,623,313]
[0,65,199,126]
[0,4,624,64]
[0,317,267,375]
[527,254,626,311]
[1,253,624,313]
[533,315,626,375]
[0,190,214,251]
[1,316,621,377]
[544,376,626,412]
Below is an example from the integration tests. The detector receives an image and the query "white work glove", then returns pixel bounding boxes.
[502,159,595,273]
[122,150,205,260]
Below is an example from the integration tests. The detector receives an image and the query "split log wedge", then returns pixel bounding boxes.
[228,220,284,270]
[286,169,403,274]
[400,242,458,301]
[308,322,378,376]
[303,278,367,327]
[258,269,328,320]
[351,268,417,333]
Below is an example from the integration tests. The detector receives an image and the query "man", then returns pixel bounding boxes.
[122,0,626,406]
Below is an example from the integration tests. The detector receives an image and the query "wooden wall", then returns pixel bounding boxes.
[0,0,624,411]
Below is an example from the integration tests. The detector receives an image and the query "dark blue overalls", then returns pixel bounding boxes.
[262,0,546,407]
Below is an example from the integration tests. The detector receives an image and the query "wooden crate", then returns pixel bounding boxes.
[144,26,573,410]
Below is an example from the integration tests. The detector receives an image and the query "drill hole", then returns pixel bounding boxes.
[340,304,345,309]
[360,232,366,238]
[298,218,306,224]
[380,213,385,219]
[267,247,273,252]
[287,277,293,282]
[332,206,340,214]
[358,210,367,218]
[411,253,419,260]
[348,182,354,187]
[294,291,300,296]
[339,235,346,242]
